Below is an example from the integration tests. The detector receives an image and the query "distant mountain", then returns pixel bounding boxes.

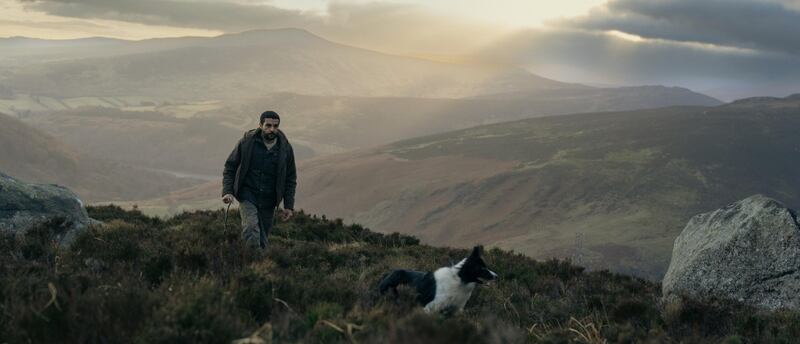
[0,36,204,63]
[0,36,125,50]
[2,29,579,100]
[0,112,201,202]
[470,85,720,105]
[293,95,800,279]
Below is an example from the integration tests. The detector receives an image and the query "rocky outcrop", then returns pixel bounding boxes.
[0,172,90,246]
[662,194,800,310]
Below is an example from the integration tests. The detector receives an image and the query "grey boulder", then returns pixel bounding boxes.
[662,194,800,310]
[0,172,90,246]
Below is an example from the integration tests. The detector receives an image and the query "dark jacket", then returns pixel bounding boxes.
[222,128,297,210]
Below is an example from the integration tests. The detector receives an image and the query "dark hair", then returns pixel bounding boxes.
[259,111,280,125]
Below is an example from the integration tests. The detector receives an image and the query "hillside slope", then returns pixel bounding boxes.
[2,206,799,342]
[220,87,721,152]
[104,95,795,279]
[297,95,800,279]
[11,84,720,177]
[0,112,201,202]
[14,107,312,177]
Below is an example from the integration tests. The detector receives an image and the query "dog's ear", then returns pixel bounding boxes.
[470,246,482,258]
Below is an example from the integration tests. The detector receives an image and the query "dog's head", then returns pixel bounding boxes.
[457,246,499,285]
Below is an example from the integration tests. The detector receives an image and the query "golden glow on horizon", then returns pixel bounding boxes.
[407,0,608,28]
[607,30,644,42]
[274,0,609,29]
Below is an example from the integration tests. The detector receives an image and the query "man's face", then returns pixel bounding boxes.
[260,118,280,140]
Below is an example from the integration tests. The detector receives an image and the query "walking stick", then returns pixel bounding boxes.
[223,202,231,236]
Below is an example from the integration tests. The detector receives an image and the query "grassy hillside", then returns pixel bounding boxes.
[297,96,800,279]
[2,206,799,343]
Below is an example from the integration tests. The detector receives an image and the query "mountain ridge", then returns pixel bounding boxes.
[2,28,719,103]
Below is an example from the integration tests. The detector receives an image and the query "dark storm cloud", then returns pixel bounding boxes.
[16,0,501,54]
[482,28,800,100]
[495,29,797,79]
[476,0,800,99]
[17,0,316,31]
[557,0,800,55]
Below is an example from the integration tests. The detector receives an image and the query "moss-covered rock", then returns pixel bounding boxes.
[0,171,89,246]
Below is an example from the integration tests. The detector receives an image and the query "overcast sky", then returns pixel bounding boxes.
[2,0,799,100]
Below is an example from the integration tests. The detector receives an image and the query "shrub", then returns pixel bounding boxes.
[0,205,798,343]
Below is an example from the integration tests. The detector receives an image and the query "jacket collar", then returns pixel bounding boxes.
[249,128,287,144]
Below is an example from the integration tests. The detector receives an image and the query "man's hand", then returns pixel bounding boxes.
[222,194,235,204]
[281,209,294,221]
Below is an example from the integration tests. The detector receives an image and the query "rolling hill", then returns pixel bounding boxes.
[15,106,315,177]
[16,86,721,177]
[0,112,201,202]
[1,29,578,101]
[2,29,718,115]
[0,36,201,66]
[110,95,798,279]
[217,87,721,153]
[294,95,800,279]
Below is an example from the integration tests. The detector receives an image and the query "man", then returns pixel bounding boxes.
[222,110,296,249]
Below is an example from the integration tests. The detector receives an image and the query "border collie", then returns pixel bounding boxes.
[378,246,498,314]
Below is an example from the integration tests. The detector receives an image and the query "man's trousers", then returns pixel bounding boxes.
[239,200,276,249]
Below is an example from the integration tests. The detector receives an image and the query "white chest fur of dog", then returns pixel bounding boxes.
[424,260,477,313]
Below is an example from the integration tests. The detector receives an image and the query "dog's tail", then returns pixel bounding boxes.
[378,269,415,296]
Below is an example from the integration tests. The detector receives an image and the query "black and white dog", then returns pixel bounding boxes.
[378,246,499,314]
